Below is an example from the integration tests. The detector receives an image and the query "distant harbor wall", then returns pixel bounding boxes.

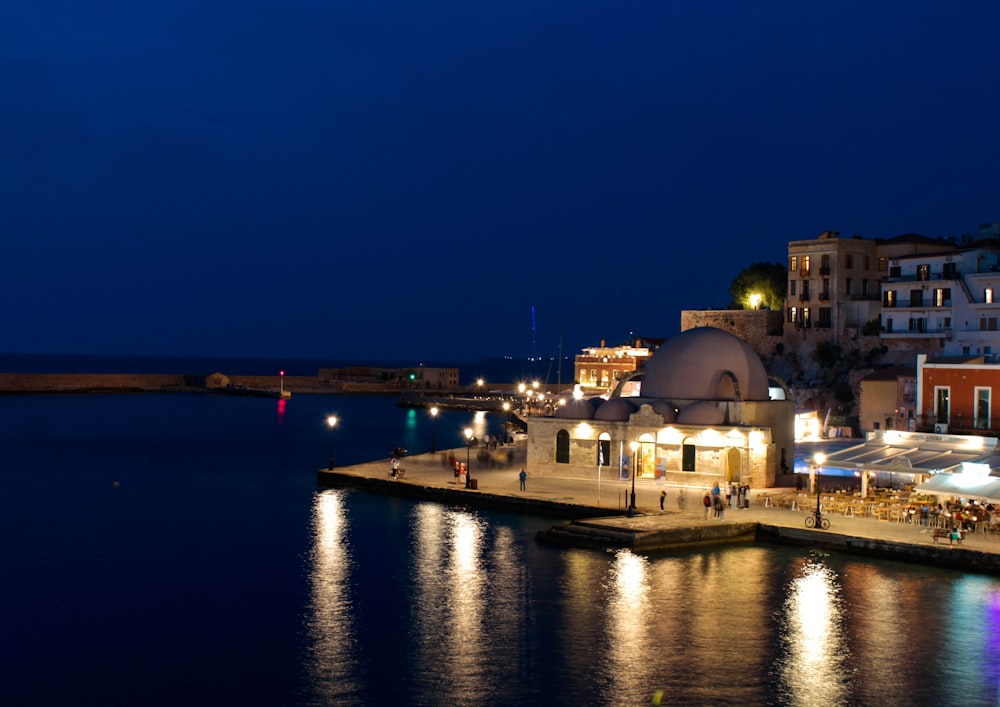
[0,373,191,393]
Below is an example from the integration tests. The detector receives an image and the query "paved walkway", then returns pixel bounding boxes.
[332,442,1000,556]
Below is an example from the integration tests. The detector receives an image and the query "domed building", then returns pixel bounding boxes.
[527,327,794,490]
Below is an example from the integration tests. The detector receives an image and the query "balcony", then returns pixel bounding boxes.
[799,293,810,303]
[818,292,830,301]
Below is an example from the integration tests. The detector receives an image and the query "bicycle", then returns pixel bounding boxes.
[805,510,830,530]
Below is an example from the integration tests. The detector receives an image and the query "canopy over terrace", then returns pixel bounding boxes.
[914,470,1000,504]
[813,430,1000,496]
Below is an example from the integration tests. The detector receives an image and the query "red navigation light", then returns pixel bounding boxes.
[280,370,285,376]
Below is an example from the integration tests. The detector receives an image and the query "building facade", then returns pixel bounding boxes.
[916,353,1000,433]
[528,328,795,490]
[573,340,652,394]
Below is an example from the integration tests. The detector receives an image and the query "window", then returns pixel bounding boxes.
[845,278,853,296]
[865,255,871,270]
[789,307,798,323]
[909,318,926,333]
[845,254,853,268]
[909,290,923,307]
[818,307,832,327]
[598,435,611,467]
[975,388,991,430]
[822,278,830,297]
[801,256,810,275]
[862,279,870,297]
[981,318,998,331]
[682,439,696,471]
[987,288,994,304]
[790,280,797,296]
[790,256,798,271]
[933,288,951,307]
[802,307,811,327]
[884,290,896,307]
[889,266,901,278]
[820,254,830,272]
[879,256,888,272]
[935,387,950,424]
[917,264,930,281]
[555,430,570,463]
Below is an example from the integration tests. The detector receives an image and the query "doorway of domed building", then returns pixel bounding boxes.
[726,447,743,482]
[638,433,655,478]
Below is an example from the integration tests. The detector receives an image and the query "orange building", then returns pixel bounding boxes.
[573,339,653,393]
[917,353,1000,433]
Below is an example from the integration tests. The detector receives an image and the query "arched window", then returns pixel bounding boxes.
[556,430,570,464]
[598,433,611,467]
[682,437,696,472]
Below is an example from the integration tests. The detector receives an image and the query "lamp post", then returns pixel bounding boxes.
[814,452,826,520]
[629,441,639,512]
[430,406,439,453]
[464,427,474,488]
[326,416,338,470]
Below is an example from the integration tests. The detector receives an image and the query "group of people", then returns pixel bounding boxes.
[703,482,752,520]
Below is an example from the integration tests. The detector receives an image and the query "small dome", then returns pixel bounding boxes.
[641,327,769,401]
[677,400,724,425]
[555,399,596,419]
[594,398,636,422]
[649,401,678,423]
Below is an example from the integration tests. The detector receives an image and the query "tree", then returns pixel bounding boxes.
[728,262,787,310]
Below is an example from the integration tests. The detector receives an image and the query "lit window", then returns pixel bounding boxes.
[986,288,994,304]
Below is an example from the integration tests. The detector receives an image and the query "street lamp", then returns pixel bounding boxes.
[326,416,338,470]
[629,440,639,512]
[814,452,826,520]
[430,407,439,453]
[464,427,474,488]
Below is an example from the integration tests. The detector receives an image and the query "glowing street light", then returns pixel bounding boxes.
[326,416,338,470]
[749,292,762,310]
[430,406,439,453]
[629,440,639,512]
[464,427,474,489]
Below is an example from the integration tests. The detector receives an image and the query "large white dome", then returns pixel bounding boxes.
[641,327,769,401]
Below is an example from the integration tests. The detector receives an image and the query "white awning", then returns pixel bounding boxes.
[914,473,1000,502]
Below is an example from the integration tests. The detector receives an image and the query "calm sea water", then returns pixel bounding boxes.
[3,393,1000,706]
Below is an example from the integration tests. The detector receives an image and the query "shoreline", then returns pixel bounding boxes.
[319,448,1000,577]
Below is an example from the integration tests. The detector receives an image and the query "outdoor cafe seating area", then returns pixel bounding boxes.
[759,486,1000,535]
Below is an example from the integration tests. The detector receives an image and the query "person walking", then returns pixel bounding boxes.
[659,490,666,511]
[519,468,527,491]
[703,492,711,520]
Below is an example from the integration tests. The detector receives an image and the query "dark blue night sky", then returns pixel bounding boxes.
[3,1,999,362]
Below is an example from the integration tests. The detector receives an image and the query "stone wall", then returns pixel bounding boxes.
[680,310,784,360]
[0,373,189,393]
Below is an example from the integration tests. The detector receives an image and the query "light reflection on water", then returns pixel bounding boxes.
[777,555,850,706]
[301,490,1000,706]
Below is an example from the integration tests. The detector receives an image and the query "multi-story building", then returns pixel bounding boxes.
[785,231,882,347]
[573,339,652,393]
[881,240,1000,357]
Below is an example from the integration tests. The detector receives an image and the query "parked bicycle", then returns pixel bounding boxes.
[805,510,830,530]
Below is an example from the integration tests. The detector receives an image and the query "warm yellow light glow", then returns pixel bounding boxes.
[326,415,337,429]
[502,402,510,412]
[699,428,722,445]
[884,430,902,444]
[576,422,592,435]
[518,383,526,393]
[558,398,566,406]
[573,384,583,400]
[814,452,826,466]
[476,378,484,387]
[630,440,639,452]
[749,430,765,448]
[532,381,539,389]
[464,427,473,440]
[430,406,439,418]
[749,292,762,310]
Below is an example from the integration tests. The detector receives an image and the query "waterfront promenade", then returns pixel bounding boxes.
[319,440,1000,574]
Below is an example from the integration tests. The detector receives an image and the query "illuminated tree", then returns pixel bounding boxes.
[728,262,786,310]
